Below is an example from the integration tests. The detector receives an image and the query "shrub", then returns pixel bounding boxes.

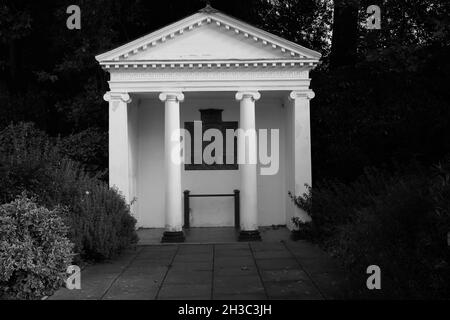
[59,127,108,179]
[0,122,137,261]
[335,175,449,299]
[289,167,398,243]
[291,162,450,299]
[43,159,138,260]
[0,122,61,203]
[0,195,74,300]
[290,217,315,240]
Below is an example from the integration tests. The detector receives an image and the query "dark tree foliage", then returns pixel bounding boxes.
[256,0,332,55]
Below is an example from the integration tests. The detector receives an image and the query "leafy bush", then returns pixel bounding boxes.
[0,122,61,203]
[335,175,450,299]
[59,127,108,178]
[0,195,74,300]
[290,217,314,240]
[290,168,399,243]
[0,122,137,261]
[291,161,450,299]
[43,160,138,260]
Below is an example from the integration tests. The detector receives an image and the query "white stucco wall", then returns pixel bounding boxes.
[135,93,286,228]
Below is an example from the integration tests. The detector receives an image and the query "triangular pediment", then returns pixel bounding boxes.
[123,24,289,61]
[96,6,321,67]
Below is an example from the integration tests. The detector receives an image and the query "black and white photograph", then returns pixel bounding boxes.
[0,0,449,308]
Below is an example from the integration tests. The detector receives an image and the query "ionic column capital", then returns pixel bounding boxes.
[235,91,261,102]
[289,90,315,101]
[159,92,184,103]
[103,92,132,103]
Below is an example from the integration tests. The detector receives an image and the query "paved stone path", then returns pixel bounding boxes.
[50,241,349,300]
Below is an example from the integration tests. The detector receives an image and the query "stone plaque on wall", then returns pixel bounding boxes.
[184,109,238,170]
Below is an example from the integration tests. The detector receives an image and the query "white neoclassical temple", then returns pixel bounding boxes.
[96,5,320,242]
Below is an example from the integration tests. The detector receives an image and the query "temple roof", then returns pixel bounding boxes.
[96,5,321,69]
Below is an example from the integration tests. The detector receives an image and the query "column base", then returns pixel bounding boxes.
[238,230,261,242]
[161,231,185,243]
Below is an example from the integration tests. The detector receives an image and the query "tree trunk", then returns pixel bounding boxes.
[330,0,360,69]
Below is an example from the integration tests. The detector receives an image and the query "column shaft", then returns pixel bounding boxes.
[289,91,314,224]
[160,92,185,243]
[236,91,261,241]
[104,92,132,202]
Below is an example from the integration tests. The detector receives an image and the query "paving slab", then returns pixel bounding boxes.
[252,250,293,259]
[157,283,211,300]
[213,274,265,296]
[118,267,168,279]
[215,251,253,258]
[214,243,250,250]
[103,278,160,300]
[48,249,138,300]
[214,256,255,266]
[127,260,171,269]
[264,279,323,300]
[164,270,212,285]
[136,252,176,261]
[173,253,213,263]
[259,268,310,282]
[250,242,286,251]
[284,241,331,260]
[307,271,350,300]
[214,265,259,277]
[178,244,213,253]
[49,234,349,300]
[169,261,213,272]
[49,273,118,300]
[255,258,300,270]
[213,293,267,300]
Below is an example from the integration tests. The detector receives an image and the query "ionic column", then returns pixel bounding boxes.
[159,92,185,243]
[289,90,315,223]
[104,92,132,202]
[235,91,261,241]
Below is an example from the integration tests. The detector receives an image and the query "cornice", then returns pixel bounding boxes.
[101,60,319,70]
